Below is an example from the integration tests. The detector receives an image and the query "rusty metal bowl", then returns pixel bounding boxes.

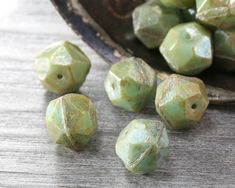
[51,0,235,104]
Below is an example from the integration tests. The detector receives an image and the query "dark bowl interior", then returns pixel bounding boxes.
[51,0,235,92]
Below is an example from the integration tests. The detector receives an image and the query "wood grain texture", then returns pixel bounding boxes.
[0,0,234,187]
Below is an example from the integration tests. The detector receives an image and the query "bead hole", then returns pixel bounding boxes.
[57,74,63,80]
[185,32,191,40]
[191,104,197,110]
[111,83,115,90]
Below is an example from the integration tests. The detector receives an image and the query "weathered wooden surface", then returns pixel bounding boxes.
[0,0,234,187]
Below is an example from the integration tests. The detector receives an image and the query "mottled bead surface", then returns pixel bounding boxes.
[214,29,235,72]
[160,0,195,9]
[132,1,181,49]
[104,57,156,112]
[160,22,212,75]
[116,119,169,174]
[45,94,98,150]
[35,41,91,94]
[196,0,235,29]
[155,74,209,130]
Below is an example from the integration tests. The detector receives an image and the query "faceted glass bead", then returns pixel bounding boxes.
[35,41,91,94]
[132,1,181,49]
[45,94,98,150]
[214,29,235,72]
[155,74,209,130]
[160,0,195,9]
[160,22,212,75]
[116,119,169,174]
[104,57,156,112]
[196,0,235,29]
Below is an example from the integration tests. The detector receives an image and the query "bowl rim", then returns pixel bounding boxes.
[50,0,235,105]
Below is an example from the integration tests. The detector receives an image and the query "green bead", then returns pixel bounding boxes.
[155,74,209,130]
[45,94,98,150]
[181,8,197,22]
[214,29,235,72]
[160,0,195,9]
[160,22,212,75]
[104,57,156,112]
[35,41,91,94]
[132,1,181,49]
[196,0,235,29]
[116,119,169,174]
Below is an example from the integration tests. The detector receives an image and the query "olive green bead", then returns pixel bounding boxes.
[35,41,91,94]
[116,119,169,174]
[45,94,98,150]
[132,1,181,49]
[214,29,235,72]
[155,74,209,130]
[160,0,195,9]
[104,57,156,112]
[160,22,212,75]
[196,0,235,29]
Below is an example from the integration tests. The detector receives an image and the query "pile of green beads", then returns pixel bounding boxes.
[36,0,234,175]
[132,0,235,73]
